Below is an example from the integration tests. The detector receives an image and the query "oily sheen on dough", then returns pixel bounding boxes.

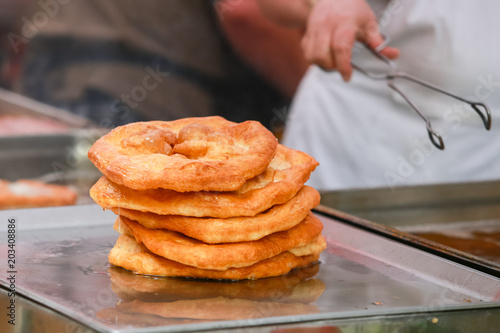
[90,144,319,218]
[116,213,324,270]
[111,186,320,243]
[108,234,324,280]
[88,117,278,192]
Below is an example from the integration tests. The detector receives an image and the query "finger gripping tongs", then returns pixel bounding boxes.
[351,39,491,150]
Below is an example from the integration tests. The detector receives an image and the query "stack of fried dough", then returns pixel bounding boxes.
[88,116,326,280]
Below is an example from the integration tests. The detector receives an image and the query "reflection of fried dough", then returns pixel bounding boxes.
[109,265,324,303]
[88,117,278,192]
[117,213,323,270]
[112,186,320,243]
[90,145,318,218]
[109,235,323,280]
[0,179,77,209]
[96,307,200,327]
[116,296,319,320]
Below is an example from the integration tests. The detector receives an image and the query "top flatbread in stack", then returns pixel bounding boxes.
[88,116,325,280]
[88,116,278,192]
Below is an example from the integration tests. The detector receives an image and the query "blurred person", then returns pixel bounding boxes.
[258,0,500,190]
[215,0,308,99]
[216,0,309,138]
[8,0,294,130]
[0,0,35,88]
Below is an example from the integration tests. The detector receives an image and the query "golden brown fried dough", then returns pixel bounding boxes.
[116,296,320,320]
[90,144,318,218]
[108,235,324,280]
[88,117,278,192]
[88,116,325,282]
[111,186,320,243]
[116,213,323,270]
[0,179,77,209]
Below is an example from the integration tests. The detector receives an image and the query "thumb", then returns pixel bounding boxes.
[380,46,400,59]
[366,32,400,59]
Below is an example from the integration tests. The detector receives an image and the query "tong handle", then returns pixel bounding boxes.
[352,45,492,150]
[396,73,492,131]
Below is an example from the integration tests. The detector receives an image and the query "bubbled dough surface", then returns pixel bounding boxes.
[88,116,278,192]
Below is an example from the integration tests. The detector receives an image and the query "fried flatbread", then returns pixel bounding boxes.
[111,186,320,243]
[0,179,77,209]
[88,117,278,192]
[116,213,323,270]
[109,234,324,280]
[115,296,319,320]
[90,144,318,218]
[109,265,324,303]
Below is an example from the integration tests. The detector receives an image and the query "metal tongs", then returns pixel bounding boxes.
[351,38,492,150]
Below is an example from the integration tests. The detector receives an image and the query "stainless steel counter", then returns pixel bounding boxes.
[320,180,500,276]
[0,204,499,332]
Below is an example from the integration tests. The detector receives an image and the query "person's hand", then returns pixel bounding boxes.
[302,0,399,81]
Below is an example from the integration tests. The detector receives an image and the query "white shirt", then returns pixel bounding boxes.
[283,0,500,191]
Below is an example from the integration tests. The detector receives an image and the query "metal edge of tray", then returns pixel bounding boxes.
[0,128,108,151]
[319,180,500,211]
[0,88,96,128]
[313,205,500,278]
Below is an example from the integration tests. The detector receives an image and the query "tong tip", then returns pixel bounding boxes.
[428,128,445,150]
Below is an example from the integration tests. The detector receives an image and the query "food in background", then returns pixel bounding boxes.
[0,115,69,136]
[0,179,77,209]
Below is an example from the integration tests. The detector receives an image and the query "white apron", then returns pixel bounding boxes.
[283,0,500,190]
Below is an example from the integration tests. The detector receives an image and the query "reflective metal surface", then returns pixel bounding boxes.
[0,205,499,332]
[319,180,500,227]
[3,288,500,333]
[320,180,500,274]
[401,220,500,264]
